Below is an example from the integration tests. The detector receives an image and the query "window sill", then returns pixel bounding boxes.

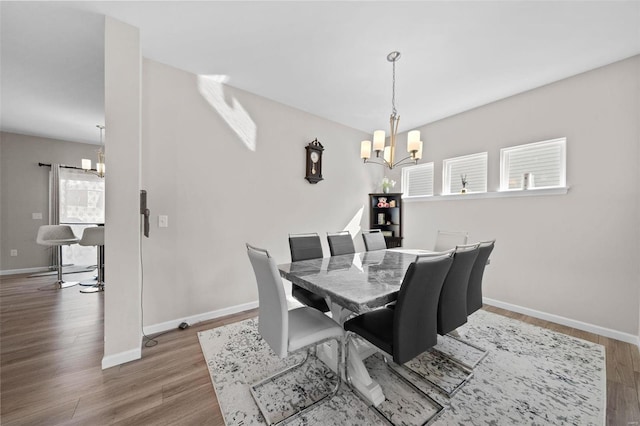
[402,187,569,202]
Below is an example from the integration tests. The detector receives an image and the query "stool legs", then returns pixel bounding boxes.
[54,246,78,289]
[81,245,104,293]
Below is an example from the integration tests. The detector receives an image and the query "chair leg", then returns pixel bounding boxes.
[250,339,342,425]
[81,246,104,293]
[438,333,489,370]
[382,356,445,425]
[345,332,445,426]
[45,246,78,289]
[394,349,474,398]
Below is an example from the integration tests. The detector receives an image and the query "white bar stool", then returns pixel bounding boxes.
[36,225,79,289]
[78,227,105,294]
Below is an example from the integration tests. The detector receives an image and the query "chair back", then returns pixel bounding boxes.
[36,225,77,245]
[437,243,479,335]
[288,233,323,262]
[246,244,288,358]
[79,227,105,246]
[362,229,387,251]
[434,230,468,252]
[393,253,454,364]
[327,231,355,256]
[466,240,495,315]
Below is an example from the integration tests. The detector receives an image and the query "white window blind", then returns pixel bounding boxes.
[402,163,434,198]
[500,137,566,190]
[443,152,487,194]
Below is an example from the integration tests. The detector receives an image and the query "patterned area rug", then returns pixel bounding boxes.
[198,309,605,425]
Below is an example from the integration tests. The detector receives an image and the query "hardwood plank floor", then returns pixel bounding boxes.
[1,273,638,425]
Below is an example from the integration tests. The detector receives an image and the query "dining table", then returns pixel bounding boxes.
[278,248,433,406]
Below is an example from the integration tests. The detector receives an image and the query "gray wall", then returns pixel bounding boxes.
[389,55,640,338]
[140,59,378,328]
[0,131,98,272]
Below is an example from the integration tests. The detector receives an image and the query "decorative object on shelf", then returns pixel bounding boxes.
[304,138,324,184]
[82,125,105,178]
[377,213,385,225]
[381,176,396,193]
[377,197,389,208]
[523,172,535,190]
[460,174,468,194]
[360,51,423,170]
[389,199,396,208]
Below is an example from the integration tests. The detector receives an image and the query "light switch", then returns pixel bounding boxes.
[158,215,168,228]
[32,212,43,220]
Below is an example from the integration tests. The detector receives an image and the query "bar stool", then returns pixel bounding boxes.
[36,225,79,289]
[78,227,104,294]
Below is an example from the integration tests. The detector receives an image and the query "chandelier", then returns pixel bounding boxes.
[82,125,105,178]
[360,51,423,169]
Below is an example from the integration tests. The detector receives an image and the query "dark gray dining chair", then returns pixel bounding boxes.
[444,239,496,368]
[390,244,479,396]
[327,231,355,256]
[343,252,454,424]
[362,229,387,251]
[288,233,330,313]
[246,244,344,425]
[466,240,495,316]
[437,243,479,337]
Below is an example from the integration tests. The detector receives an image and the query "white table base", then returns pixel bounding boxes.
[315,302,386,406]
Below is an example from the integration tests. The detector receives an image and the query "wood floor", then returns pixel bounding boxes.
[1,272,638,425]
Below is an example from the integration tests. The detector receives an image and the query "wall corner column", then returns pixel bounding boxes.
[102,16,142,369]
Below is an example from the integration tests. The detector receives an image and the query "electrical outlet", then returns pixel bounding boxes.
[10,249,18,257]
[158,215,168,228]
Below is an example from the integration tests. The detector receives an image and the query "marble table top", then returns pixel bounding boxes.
[278,250,420,314]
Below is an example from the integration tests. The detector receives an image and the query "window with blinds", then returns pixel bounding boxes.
[402,162,434,198]
[500,137,566,190]
[443,152,487,194]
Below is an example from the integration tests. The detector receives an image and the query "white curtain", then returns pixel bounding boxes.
[50,167,105,267]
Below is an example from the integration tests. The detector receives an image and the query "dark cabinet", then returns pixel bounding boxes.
[369,193,403,248]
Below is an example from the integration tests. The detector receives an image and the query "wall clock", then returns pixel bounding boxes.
[305,138,324,184]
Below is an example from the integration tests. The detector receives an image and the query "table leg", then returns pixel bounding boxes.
[315,302,386,406]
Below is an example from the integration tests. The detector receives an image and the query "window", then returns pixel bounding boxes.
[402,162,434,198]
[500,137,566,191]
[443,152,487,194]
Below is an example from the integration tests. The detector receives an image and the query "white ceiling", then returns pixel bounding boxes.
[2,1,639,145]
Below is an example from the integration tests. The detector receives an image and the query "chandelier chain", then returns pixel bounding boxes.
[391,59,397,116]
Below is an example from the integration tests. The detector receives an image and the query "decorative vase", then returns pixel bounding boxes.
[383,186,390,194]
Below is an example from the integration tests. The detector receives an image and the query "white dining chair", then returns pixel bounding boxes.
[434,230,468,252]
[246,243,344,425]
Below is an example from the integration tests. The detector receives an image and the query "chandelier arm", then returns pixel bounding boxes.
[390,154,419,169]
[363,158,393,168]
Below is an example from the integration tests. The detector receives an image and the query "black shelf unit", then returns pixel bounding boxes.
[369,192,403,248]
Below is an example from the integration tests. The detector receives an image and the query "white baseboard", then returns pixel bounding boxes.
[484,297,639,346]
[0,266,49,276]
[143,300,259,335]
[102,347,141,370]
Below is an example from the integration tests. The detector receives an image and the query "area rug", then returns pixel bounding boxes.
[198,309,605,425]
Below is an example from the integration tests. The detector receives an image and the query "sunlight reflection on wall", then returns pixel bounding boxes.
[197,75,257,151]
[342,206,364,240]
